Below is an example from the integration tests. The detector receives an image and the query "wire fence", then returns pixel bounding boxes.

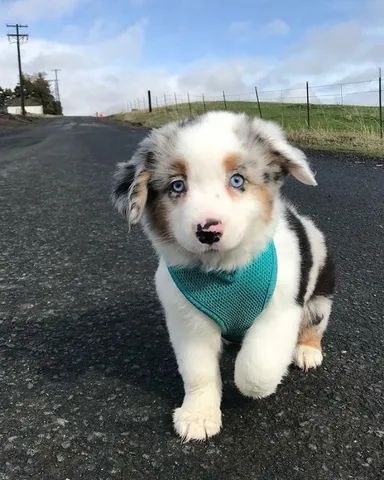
[124,76,383,138]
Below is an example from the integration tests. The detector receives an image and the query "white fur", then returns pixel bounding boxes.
[251,118,317,186]
[156,203,312,438]
[156,261,223,441]
[113,112,333,441]
[294,345,324,371]
[298,212,327,304]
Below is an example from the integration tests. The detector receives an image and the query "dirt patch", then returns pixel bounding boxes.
[0,113,42,129]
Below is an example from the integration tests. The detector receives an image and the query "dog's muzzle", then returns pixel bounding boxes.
[196,219,223,245]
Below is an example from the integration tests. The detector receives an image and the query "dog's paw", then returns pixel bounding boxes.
[294,344,323,371]
[235,375,278,399]
[173,406,222,442]
[234,355,281,399]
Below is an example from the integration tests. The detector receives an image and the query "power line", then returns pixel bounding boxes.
[6,24,29,116]
[51,69,61,103]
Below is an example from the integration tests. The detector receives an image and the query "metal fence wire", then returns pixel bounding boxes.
[125,76,383,138]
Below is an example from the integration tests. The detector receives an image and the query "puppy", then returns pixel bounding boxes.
[112,112,335,441]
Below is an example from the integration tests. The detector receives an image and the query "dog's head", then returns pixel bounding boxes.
[113,112,316,268]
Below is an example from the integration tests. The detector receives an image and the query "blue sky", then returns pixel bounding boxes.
[1,0,382,114]
[14,0,363,65]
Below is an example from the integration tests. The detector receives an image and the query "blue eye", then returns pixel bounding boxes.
[230,173,245,189]
[170,179,186,194]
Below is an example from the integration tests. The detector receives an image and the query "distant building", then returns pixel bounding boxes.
[7,98,43,115]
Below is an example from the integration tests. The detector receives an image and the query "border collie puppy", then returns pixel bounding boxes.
[112,112,335,441]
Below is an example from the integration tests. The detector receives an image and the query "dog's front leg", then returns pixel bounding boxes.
[234,301,302,399]
[156,264,222,441]
[169,315,222,441]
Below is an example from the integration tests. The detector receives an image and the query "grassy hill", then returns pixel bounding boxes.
[112,100,384,157]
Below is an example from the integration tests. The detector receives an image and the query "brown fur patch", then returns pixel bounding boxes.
[224,153,241,173]
[262,150,289,185]
[250,184,274,222]
[130,170,150,221]
[267,151,289,175]
[297,326,322,351]
[170,159,188,178]
[146,192,172,240]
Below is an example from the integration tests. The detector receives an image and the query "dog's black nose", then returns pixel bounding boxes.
[196,219,223,245]
[196,230,222,245]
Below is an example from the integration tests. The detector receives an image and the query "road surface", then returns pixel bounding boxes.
[0,117,383,480]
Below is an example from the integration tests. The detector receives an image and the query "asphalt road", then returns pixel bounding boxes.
[0,116,383,480]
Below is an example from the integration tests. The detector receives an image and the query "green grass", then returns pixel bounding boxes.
[111,101,384,157]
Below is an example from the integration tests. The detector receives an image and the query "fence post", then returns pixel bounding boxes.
[222,90,227,110]
[174,92,179,115]
[148,90,152,113]
[379,69,383,139]
[202,93,207,112]
[306,81,310,129]
[187,92,192,116]
[254,86,262,118]
[163,93,168,112]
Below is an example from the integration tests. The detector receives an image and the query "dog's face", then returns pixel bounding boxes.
[113,112,316,265]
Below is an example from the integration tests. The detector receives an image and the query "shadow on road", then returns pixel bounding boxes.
[5,298,254,410]
[28,301,182,403]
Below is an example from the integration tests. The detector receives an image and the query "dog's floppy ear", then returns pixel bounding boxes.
[112,147,153,226]
[252,118,317,186]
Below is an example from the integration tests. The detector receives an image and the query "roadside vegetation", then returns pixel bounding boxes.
[0,72,62,116]
[112,101,384,157]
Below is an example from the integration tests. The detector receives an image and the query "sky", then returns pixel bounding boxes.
[0,0,383,115]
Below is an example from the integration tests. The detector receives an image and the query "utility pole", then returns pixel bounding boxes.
[379,67,382,139]
[51,69,61,103]
[7,24,29,116]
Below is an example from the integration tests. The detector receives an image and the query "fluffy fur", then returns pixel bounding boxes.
[112,111,335,441]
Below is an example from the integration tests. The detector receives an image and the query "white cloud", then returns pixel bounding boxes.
[178,58,270,96]
[264,19,290,36]
[0,0,82,22]
[277,21,379,81]
[178,17,382,107]
[1,5,383,115]
[0,19,165,115]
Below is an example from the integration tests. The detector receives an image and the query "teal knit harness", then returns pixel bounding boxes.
[168,242,277,343]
